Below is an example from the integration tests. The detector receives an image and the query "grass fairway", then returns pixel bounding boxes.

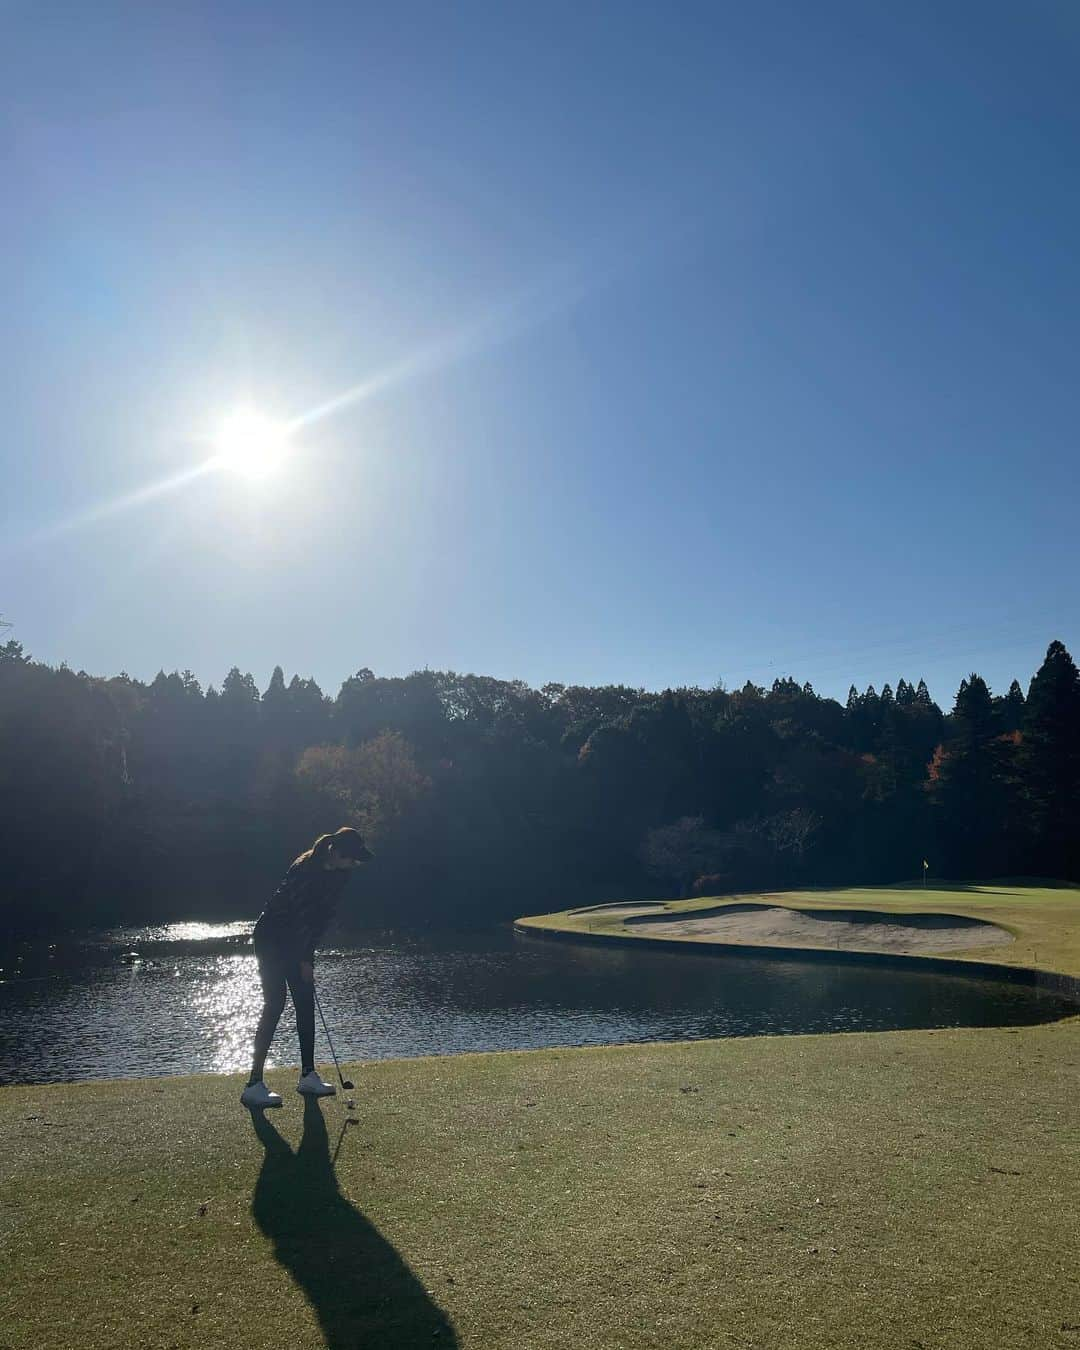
[3,1019,1080,1349]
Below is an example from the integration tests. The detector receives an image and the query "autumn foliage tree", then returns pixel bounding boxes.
[296,731,430,845]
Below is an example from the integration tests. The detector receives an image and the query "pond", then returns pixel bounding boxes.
[0,922,1074,1086]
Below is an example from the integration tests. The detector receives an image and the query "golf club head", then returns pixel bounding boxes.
[342,1078,354,1091]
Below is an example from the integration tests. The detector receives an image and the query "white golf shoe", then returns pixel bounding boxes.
[241,1080,283,1109]
[297,1070,336,1097]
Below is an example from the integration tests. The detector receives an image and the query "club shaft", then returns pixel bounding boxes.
[312,983,346,1088]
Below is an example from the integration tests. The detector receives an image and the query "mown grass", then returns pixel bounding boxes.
[3,1017,1080,1349]
[517,882,1080,980]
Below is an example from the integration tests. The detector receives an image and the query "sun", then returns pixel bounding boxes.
[213,408,289,479]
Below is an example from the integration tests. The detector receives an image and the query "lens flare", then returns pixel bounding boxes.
[214,408,288,479]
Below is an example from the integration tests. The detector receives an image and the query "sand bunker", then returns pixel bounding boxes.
[624,903,1014,955]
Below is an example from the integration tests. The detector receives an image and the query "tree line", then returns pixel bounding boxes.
[2,633,1078,934]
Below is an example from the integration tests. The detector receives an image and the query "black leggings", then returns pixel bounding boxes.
[253,927,315,1075]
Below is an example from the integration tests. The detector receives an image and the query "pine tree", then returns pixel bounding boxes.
[218,667,261,746]
[263,665,287,703]
[222,667,260,704]
[929,674,1017,877]
[287,674,330,747]
[262,666,290,746]
[861,685,882,751]
[1019,641,1080,876]
[994,678,1026,734]
[952,676,995,749]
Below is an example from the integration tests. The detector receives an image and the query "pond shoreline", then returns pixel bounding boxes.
[513,920,1080,1004]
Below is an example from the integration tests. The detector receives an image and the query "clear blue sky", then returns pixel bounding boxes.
[3,1,1079,706]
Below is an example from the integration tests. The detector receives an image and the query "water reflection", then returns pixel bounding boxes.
[0,925,1074,1085]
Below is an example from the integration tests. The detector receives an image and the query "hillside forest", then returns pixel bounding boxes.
[2,633,1079,934]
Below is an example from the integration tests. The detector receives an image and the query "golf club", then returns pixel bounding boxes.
[313,982,355,1100]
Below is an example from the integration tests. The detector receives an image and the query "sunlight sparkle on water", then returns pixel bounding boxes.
[112,920,253,944]
[191,954,263,1074]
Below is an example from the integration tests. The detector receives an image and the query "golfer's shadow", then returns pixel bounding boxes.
[251,1098,457,1348]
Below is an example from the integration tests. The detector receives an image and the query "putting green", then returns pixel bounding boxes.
[517,882,1080,986]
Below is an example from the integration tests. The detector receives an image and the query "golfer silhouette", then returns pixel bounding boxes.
[243,827,373,1110]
